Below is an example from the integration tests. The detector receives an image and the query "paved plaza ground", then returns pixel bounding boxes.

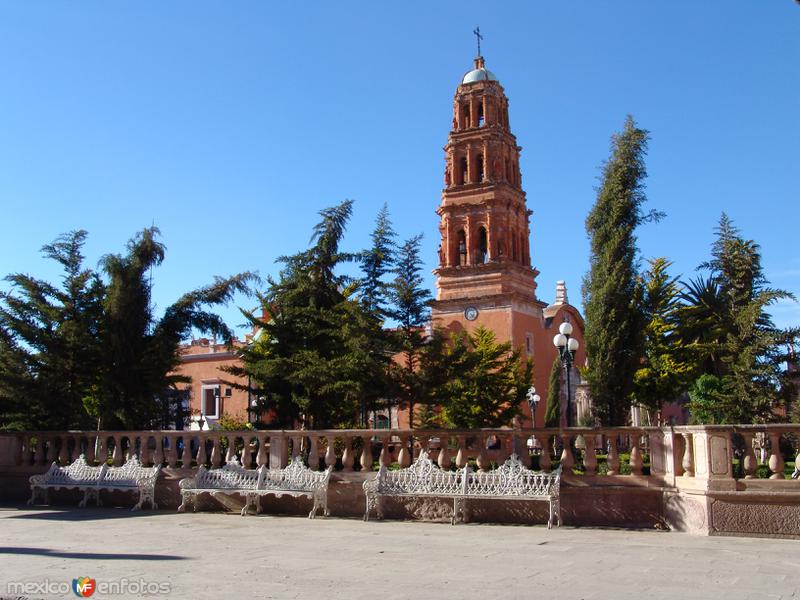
[0,506,798,600]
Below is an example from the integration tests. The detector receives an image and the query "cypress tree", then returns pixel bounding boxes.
[544,355,562,428]
[583,116,661,425]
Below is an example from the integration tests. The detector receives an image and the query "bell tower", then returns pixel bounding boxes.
[431,54,543,342]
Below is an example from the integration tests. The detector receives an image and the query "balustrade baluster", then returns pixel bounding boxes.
[140,435,152,466]
[256,434,268,468]
[325,436,337,470]
[240,436,252,469]
[455,436,468,469]
[534,434,551,472]
[97,437,108,465]
[34,436,46,466]
[181,434,193,468]
[360,436,372,472]
[196,434,208,467]
[629,433,643,476]
[84,436,96,464]
[768,432,785,480]
[741,433,757,479]
[560,433,574,472]
[153,435,165,467]
[681,433,694,477]
[606,433,620,476]
[166,434,178,468]
[341,435,354,471]
[112,435,123,465]
[303,435,316,469]
[476,436,489,472]
[46,436,56,464]
[583,433,597,475]
[438,436,450,470]
[378,436,390,468]
[58,437,68,465]
[225,436,236,464]
[210,436,221,467]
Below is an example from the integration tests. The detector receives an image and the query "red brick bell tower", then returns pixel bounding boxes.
[432,54,541,335]
[431,55,585,426]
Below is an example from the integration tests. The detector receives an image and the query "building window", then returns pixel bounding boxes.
[476,153,484,182]
[459,157,468,185]
[375,414,390,430]
[201,385,220,419]
[462,103,471,128]
[478,100,485,127]
[526,334,533,357]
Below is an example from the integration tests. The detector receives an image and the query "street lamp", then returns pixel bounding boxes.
[553,320,579,427]
[526,386,541,428]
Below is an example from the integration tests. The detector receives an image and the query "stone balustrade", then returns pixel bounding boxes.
[5,425,799,484]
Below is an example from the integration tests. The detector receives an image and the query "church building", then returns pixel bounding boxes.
[177,52,587,430]
[430,54,586,429]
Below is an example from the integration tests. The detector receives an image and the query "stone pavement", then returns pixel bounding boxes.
[0,506,798,600]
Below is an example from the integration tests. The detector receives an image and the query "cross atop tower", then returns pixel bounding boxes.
[473,26,483,57]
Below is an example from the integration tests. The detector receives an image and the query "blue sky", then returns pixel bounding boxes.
[1,2,798,335]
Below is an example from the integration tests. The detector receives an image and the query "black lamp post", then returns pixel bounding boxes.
[552,320,579,427]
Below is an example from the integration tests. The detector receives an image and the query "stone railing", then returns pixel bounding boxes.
[4,425,798,485]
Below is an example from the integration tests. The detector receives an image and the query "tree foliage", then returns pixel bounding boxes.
[231,200,394,429]
[433,326,532,429]
[0,228,254,431]
[632,258,694,422]
[583,116,660,425]
[544,355,562,428]
[678,214,794,423]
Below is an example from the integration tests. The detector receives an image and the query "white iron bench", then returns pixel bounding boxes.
[28,454,161,511]
[362,451,562,528]
[178,456,333,518]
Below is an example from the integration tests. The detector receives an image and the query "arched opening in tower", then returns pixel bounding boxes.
[476,154,484,183]
[478,100,485,127]
[462,103,471,128]
[478,227,488,264]
[457,230,467,266]
[458,157,468,185]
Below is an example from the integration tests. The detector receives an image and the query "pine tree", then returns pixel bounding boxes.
[583,116,660,425]
[437,326,532,429]
[544,355,562,428]
[0,231,103,430]
[387,234,432,428]
[633,258,694,423]
[360,203,395,318]
[231,200,389,429]
[679,215,794,423]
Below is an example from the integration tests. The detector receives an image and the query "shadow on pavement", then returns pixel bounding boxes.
[2,506,175,522]
[0,547,187,561]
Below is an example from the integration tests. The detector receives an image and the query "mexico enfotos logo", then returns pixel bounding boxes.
[6,576,171,597]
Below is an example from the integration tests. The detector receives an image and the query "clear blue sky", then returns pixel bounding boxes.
[1,2,798,335]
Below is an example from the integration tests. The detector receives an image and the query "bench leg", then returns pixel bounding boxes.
[178,493,192,513]
[27,486,41,506]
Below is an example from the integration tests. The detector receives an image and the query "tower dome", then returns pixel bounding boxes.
[461,56,497,84]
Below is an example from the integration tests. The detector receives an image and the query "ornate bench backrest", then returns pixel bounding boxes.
[102,455,160,487]
[464,455,561,497]
[45,455,105,486]
[195,460,262,490]
[261,456,331,492]
[378,450,462,495]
